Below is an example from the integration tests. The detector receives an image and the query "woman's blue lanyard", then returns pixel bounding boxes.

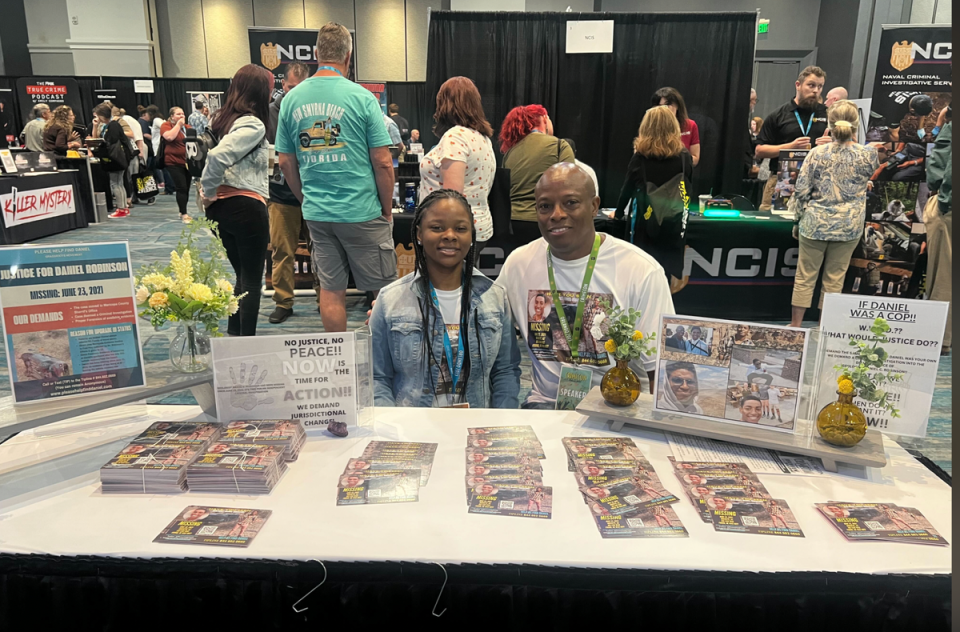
[429,283,464,395]
[317,66,344,77]
[794,110,813,136]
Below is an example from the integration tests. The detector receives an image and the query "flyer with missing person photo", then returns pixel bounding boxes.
[710,498,803,537]
[468,484,553,518]
[655,316,809,433]
[153,506,271,547]
[589,501,688,538]
[815,502,947,545]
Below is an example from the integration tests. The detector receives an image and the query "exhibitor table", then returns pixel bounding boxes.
[0,170,89,244]
[0,405,949,629]
[391,213,801,321]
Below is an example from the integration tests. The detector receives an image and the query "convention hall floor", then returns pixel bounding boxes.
[0,192,951,473]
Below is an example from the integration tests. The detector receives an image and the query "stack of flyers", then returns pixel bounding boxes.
[100,443,205,493]
[154,506,271,547]
[336,441,437,505]
[186,442,289,494]
[133,421,222,446]
[815,503,948,546]
[220,419,306,462]
[670,459,803,537]
[466,425,551,518]
[566,437,686,538]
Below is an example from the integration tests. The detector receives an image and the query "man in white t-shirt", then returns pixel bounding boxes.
[496,163,675,408]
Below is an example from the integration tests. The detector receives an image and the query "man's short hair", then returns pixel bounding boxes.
[740,394,761,407]
[388,103,399,114]
[316,22,352,64]
[798,66,826,83]
[285,62,310,82]
[194,100,204,110]
[31,103,50,119]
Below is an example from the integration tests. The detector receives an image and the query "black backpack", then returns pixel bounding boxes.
[184,127,219,178]
[630,152,691,246]
[95,121,133,173]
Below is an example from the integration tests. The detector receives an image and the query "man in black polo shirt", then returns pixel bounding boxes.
[755,66,830,211]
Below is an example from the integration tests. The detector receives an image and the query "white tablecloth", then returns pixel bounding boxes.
[0,405,950,575]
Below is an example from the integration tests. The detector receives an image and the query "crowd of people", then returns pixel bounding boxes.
[13,23,953,408]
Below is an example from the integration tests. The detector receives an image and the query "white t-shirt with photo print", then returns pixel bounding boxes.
[433,286,462,405]
[496,234,675,405]
[419,125,496,242]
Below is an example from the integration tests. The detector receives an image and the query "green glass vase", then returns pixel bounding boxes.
[600,359,641,406]
[816,390,867,447]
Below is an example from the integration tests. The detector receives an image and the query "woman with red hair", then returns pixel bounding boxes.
[500,105,574,241]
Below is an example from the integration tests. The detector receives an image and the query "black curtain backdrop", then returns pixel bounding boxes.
[0,76,231,133]
[386,81,429,142]
[426,11,756,205]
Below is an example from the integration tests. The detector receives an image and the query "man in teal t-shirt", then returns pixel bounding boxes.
[277,22,397,332]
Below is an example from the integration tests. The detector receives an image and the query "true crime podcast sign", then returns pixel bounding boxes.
[814,294,948,437]
[211,332,358,433]
[0,242,145,404]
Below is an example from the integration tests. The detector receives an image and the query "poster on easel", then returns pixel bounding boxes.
[0,242,145,404]
[813,294,947,437]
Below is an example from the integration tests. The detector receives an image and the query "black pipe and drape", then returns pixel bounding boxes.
[425,11,756,206]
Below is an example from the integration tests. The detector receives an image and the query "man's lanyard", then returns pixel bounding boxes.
[429,284,465,395]
[317,66,344,77]
[546,234,601,362]
[794,110,814,136]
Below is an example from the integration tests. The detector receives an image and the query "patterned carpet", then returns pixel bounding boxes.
[0,191,951,473]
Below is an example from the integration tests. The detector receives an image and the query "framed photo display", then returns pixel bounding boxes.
[654,316,809,433]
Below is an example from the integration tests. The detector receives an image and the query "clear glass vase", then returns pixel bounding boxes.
[169,320,211,373]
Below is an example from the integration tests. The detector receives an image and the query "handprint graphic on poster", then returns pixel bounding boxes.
[227,361,274,411]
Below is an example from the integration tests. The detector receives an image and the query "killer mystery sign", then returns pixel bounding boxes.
[16,77,84,125]
[249,27,358,99]
[813,294,948,437]
[212,332,357,433]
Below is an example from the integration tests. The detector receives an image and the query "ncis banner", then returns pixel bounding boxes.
[16,77,85,125]
[248,27,357,98]
[847,25,952,300]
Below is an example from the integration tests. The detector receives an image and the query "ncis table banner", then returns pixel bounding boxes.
[248,27,358,99]
[16,77,84,126]
[846,25,952,301]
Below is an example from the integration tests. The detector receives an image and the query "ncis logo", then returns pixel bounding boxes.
[260,42,317,70]
[890,40,952,72]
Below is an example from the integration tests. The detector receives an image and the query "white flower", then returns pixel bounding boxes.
[227,296,240,315]
[135,285,150,304]
[216,278,234,294]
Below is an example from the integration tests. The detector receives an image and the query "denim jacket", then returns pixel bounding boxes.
[371,270,521,408]
[199,115,269,199]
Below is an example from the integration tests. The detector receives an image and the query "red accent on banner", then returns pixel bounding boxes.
[3,298,137,334]
[25,85,67,95]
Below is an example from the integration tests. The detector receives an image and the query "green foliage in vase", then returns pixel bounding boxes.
[599,300,657,362]
[834,317,904,418]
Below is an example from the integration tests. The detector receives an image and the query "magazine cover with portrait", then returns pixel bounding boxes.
[655,316,808,433]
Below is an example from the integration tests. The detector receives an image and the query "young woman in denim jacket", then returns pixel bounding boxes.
[371,190,521,408]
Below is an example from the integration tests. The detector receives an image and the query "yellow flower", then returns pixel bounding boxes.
[135,285,150,304]
[604,339,617,353]
[631,330,643,341]
[141,273,174,291]
[216,278,234,294]
[148,292,169,309]
[838,379,855,395]
[170,250,194,293]
[185,282,213,303]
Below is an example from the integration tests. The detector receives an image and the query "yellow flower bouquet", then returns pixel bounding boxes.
[134,218,244,336]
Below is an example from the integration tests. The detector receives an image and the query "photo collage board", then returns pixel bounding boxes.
[654,317,809,433]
